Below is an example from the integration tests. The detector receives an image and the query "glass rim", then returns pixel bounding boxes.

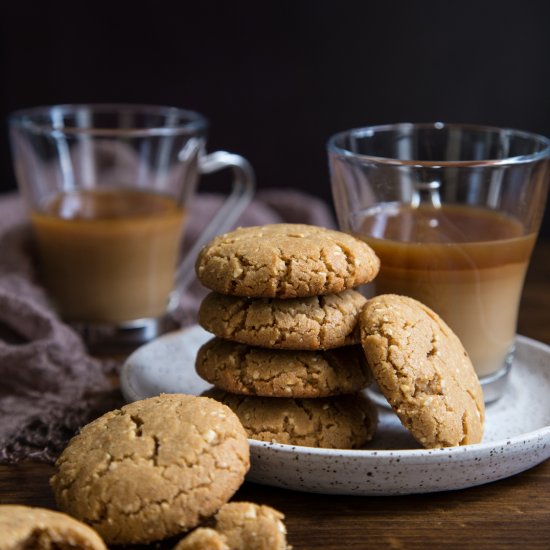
[8,103,209,137]
[326,122,550,167]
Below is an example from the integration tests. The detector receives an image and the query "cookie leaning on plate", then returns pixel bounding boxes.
[206,389,378,449]
[195,223,380,298]
[0,505,107,550]
[196,337,372,398]
[360,294,485,448]
[50,394,250,545]
[198,290,367,350]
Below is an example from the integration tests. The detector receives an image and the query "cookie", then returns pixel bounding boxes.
[198,290,367,350]
[196,338,372,397]
[173,502,288,550]
[359,294,485,448]
[195,223,380,298]
[50,394,250,545]
[0,505,107,550]
[214,502,288,550]
[206,390,378,449]
[173,527,229,550]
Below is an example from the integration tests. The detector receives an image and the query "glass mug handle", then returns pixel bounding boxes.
[168,150,255,312]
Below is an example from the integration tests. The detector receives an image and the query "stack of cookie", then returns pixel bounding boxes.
[194,223,381,449]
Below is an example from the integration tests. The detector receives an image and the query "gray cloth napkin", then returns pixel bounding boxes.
[0,190,336,463]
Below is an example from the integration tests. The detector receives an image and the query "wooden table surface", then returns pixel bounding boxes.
[1,240,549,550]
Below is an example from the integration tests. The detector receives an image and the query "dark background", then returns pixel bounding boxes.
[2,0,550,236]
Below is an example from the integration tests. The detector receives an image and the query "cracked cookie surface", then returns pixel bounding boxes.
[195,223,380,298]
[360,294,485,448]
[0,505,107,550]
[199,290,366,350]
[196,338,372,397]
[50,394,250,545]
[206,390,378,449]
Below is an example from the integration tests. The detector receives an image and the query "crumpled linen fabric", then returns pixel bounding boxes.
[0,190,336,463]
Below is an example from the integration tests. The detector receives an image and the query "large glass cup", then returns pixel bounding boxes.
[328,123,550,402]
[10,104,254,346]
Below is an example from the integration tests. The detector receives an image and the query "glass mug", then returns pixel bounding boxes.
[328,123,550,402]
[10,104,254,346]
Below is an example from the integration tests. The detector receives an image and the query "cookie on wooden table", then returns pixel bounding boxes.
[173,502,288,550]
[196,337,372,398]
[173,527,229,550]
[0,505,107,550]
[50,394,250,545]
[359,294,485,449]
[206,390,378,449]
[214,502,288,550]
[198,290,367,350]
[195,223,380,298]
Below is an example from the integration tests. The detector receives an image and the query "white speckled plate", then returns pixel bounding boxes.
[120,325,550,495]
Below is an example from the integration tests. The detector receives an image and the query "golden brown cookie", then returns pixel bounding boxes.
[206,390,378,449]
[359,294,485,448]
[173,527,229,550]
[198,290,366,350]
[214,502,288,550]
[196,338,372,398]
[0,505,107,550]
[50,394,250,545]
[195,223,380,298]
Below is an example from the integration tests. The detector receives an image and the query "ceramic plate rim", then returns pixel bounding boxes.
[121,328,550,463]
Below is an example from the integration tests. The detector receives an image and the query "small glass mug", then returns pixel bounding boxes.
[328,123,550,402]
[10,104,254,347]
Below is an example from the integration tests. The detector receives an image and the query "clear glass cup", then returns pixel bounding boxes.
[9,104,255,347]
[328,122,550,402]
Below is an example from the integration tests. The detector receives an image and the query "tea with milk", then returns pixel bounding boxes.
[356,203,535,377]
[31,188,185,324]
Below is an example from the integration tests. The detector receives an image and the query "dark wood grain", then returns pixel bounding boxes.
[1,240,549,550]
[1,460,550,549]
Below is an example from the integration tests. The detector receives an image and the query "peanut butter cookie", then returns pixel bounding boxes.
[173,527,229,550]
[196,338,372,397]
[0,505,107,550]
[359,294,485,448]
[195,223,380,298]
[173,502,289,550]
[50,394,250,545]
[198,290,366,350]
[214,502,288,550]
[206,390,378,449]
